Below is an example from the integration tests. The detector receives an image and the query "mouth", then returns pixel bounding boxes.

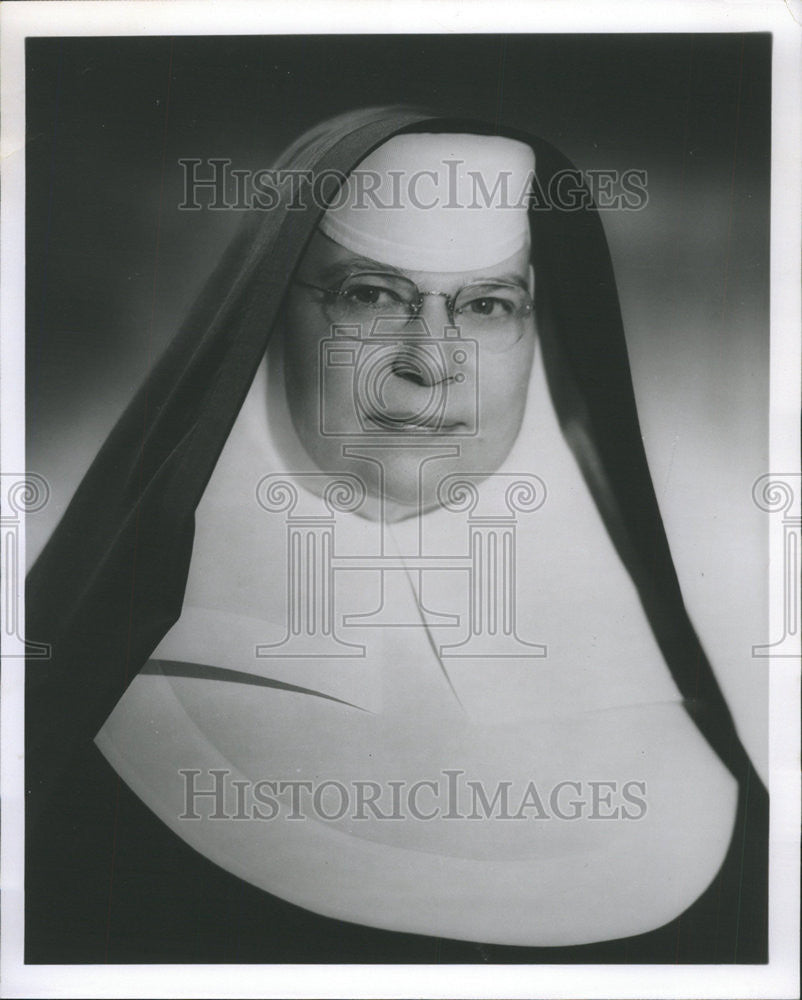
[362,412,463,433]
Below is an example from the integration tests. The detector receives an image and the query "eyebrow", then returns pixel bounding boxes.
[315,257,529,289]
[315,255,408,284]
[489,271,529,289]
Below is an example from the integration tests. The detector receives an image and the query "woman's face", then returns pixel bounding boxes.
[281,230,536,520]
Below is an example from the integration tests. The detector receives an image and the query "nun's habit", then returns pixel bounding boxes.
[25,107,768,963]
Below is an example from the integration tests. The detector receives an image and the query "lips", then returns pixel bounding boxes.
[362,411,463,433]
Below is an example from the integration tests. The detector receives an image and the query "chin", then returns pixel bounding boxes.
[378,466,432,512]
[379,453,502,519]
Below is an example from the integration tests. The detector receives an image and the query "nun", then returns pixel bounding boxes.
[25,107,768,964]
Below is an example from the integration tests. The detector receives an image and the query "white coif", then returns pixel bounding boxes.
[318,133,535,271]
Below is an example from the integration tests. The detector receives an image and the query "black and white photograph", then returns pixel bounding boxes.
[1,2,799,997]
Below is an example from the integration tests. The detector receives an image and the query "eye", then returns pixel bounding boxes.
[457,295,515,319]
[454,283,531,324]
[342,282,404,309]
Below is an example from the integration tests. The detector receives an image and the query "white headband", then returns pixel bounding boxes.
[319,132,535,272]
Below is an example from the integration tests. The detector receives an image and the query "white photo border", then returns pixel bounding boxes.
[1,2,799,998]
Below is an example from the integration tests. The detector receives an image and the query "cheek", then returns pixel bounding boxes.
[478,336,535,442]
[282,306,313,388]
[282,301,327,421]
[280,302,358,466]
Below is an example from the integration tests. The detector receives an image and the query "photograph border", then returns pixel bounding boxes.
[2,2,799,998]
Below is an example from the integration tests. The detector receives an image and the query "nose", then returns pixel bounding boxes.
[382,297,450,390]
[386,336,451,395]
[415,292,452,333]
[390,348,437,387]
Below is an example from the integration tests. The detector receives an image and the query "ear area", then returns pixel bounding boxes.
[527,263,535,298]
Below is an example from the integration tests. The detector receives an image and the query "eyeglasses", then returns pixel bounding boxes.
[294,271,534,352]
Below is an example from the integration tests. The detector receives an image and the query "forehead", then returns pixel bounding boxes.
[301,230,532,288]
